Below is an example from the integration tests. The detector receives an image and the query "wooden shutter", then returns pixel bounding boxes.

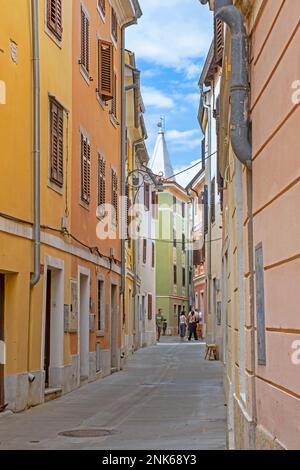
[111,8,118,43]
[81,134,91,204]
[143,239,147,264]
[111,72,117,117]
[214,16,224,65]
[202,138,206,170]
[98,40,113,101]
[111,169,118,222]
[148,294,153,321]
[50,99,64,187]
[98,155,106,207]
[98,0,106,16]
[144,183,150,211]
[81,7,90,73]
[152,243,155,268]
[47,0,63,40]
[211,178,216,224]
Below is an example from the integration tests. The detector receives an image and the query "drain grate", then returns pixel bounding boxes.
[58,429,115,438]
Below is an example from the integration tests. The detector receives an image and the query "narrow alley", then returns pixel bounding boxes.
[0,339,225,451]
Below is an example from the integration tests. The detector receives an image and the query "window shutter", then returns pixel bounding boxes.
[50,99,64,187]
[111,72,117,117]
[98,0,106,16]
[98,155,106,207]
[214,16,224,65]
[111,8,118,43]
[99,40,113,101]
[152,243,155,268]
[81,134,91,204]
[143,239,147,264]
[47,0,63,40]
[81,7,90,73]
[211,178,216,224]
[202,138,206,170]
[148,294,153,321]
[111,170,118,223]
[144,183,150,211]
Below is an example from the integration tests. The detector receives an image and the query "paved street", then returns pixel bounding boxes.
[0,338,226,450]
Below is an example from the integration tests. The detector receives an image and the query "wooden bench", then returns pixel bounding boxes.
[205,344,218,361]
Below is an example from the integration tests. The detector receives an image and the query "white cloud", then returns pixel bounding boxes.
[126,0,212,76]
[142,86,174,109]
[166,129,201,151]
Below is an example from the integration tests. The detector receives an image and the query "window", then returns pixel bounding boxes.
[202,138,206,170]
[144,183,150,211]
[211,177,216,224]
[49,98,64,187]
[152,243,155,268]
[173,196,177,210]
[97,279,104,331]
[111,8,118,43]
[173,229,177,248]
[126,183,132,244]
[98,155,106,207]
[111,169,118,224]
[143,239,147,264]
[98,40,113,102]
[111,72,117,119]
[47,0,63,41]
[182,268,186,287]
[173,265,177,285]
[98,0,105,17]
[182,202,185,218]
[182,233,186,252]
[152,191,158,219]
[214,16,224,65]
[148,294,153,321]
[80,6,90,74]
[80,133,91,204]
[203,185,208,235]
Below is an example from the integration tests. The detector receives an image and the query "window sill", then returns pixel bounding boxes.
[110,33,118,50]
[97,7,106,23]
[44,26,62,49]
[79,200,90,211]
[96,92,108,110]
[109,113,119,128]
[80,66,91,86]
[47,180,64,195]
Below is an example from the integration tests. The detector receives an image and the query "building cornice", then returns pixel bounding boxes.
[110,0,141,27]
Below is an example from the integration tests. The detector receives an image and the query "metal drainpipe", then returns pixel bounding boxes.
[30,0,41,287]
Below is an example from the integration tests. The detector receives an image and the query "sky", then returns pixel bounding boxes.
[126,0,213,187]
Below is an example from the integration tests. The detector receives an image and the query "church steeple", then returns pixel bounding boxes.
[149,118,175,181]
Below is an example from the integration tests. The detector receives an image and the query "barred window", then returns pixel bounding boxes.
[98,155,106,207]
[80,133,91,205]
[80,6,90,74]
[111,169,118,223]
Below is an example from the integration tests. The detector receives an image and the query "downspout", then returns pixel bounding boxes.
[30,0,41,287]
[200,0,252,168]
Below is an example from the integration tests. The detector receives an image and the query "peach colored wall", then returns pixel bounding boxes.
[250,0,300,449]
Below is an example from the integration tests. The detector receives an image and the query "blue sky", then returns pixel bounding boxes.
[126,0,213,186]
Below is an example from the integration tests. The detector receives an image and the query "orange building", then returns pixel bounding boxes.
[70,0,142,383]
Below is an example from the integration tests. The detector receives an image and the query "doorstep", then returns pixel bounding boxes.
[44,387,63,403]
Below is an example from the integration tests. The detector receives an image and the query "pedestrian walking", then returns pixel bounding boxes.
[196,309,203,340]
[156,309,163,342]
[188,307,198,341]
[179,312,187,341]
[163,319,168,336]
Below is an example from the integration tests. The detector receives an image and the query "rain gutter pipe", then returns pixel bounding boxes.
[30,0,41,287]
[200,0,252,169]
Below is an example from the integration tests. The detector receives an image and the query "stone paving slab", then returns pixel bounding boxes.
[0,337,226,450]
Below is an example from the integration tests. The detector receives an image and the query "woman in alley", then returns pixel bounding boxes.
[179,311,187,342]
[188,307,198,341]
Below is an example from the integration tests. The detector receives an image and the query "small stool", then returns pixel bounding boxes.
[205,344,218,361]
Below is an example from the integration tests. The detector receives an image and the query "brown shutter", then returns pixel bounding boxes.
[50,99,64,187]
[81,134,91,204]
[148,294,153,321]
[98,0,106,16]
[81,7,89,73]
[144,183,150,211]
[143,239,147,264]
[152,243,155,268]
[111,72,117,117]
[214,16,224,65]
[98,155,106,207]
[47,0,62,40]
[111,170,118,222]
[99,40,113,101]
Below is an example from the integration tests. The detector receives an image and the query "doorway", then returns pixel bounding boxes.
[79,272,90,382]
[110,284,118,371]
[0,274,5,411]
[44,265,64,389]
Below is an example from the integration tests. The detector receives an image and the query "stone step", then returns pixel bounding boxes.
[44,387,63,403]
